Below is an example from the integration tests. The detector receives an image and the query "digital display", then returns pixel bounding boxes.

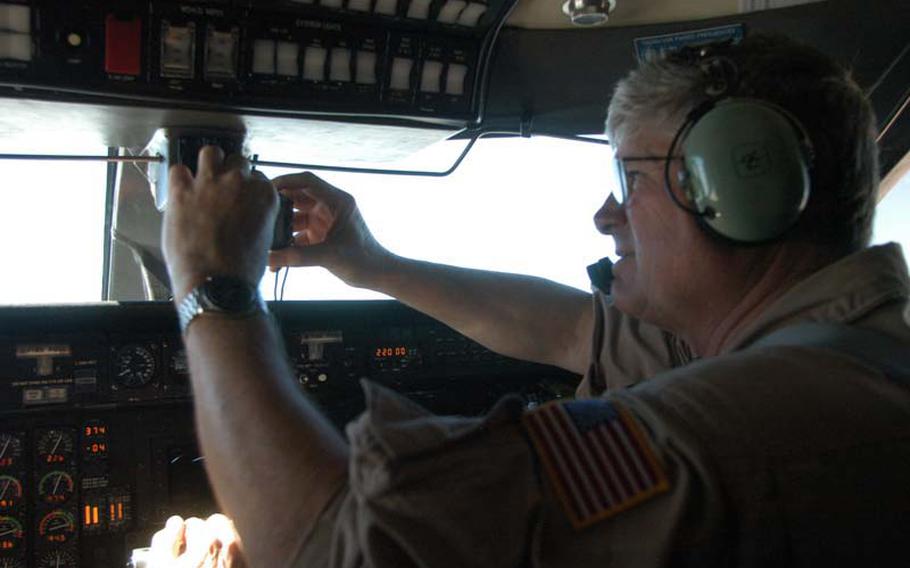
[374,346,409,359]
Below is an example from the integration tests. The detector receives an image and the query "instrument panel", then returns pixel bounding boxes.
[0,0,516,126]
[0,301,577,567]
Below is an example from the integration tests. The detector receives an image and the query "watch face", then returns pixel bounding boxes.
[204,276,256,311]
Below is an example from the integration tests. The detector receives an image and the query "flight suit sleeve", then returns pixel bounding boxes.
[577,291,694,398]
[291,381,725,568]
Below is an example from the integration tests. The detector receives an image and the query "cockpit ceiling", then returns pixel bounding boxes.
[506,0,826,29]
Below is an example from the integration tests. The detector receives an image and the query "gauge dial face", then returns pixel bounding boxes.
[0,436,22,470]
[38,511,76,546]
[38,549,76,568]
[113,345,157,388]
[0,516,23,552]
[38,472,74,505]
[0,477,22,510]
[36,431,74,467]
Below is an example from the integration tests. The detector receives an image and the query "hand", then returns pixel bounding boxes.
[148,514,247,568]
[163,147,278,302]
[267,172,393,288]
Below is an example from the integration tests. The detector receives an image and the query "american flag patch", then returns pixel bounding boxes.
[522,399,669,529]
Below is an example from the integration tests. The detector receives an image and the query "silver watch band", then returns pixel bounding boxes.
[176,282,267,336]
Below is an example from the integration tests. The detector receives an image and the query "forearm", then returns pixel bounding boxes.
[364,255,594,373]
[184,314,347,568]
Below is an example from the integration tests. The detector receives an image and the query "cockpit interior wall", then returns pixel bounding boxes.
[483,0,909,175]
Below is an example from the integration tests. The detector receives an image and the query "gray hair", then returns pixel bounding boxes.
[606,34,880,255]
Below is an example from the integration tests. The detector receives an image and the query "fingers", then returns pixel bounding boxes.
[268,243,330,269]
[168,165,194,198]
[197,146,225,179]
[273,172,349,204]
[149,515,186,566]
[182,517,212,566]
[223,153,252,178]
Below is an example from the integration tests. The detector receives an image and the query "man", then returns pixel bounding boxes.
[154,34,910,567]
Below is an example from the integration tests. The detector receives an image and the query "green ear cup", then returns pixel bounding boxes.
[681,99,811,243]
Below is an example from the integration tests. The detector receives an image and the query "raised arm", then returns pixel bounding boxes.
[268,172,595,374]
[162,149,347,568]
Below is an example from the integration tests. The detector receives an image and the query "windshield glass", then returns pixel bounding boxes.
[0,139,907,305]
[0,143,109,305]
[256,136,613,301]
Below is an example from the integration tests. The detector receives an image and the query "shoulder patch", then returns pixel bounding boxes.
[522,399,669,529]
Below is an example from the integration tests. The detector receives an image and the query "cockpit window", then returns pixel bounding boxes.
[0,144,109,305]
[256,136,614,301]
[872,167,910,254]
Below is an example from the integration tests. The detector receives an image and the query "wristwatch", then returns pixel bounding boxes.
[176,275,268,335]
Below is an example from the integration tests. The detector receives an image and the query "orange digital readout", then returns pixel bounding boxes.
[374,346,409,358]
[84,425,107,437]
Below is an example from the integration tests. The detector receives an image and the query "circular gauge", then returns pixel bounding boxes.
[113,345,158,389]
[38,549,76,568]
[38,472,74,505]
[0,435,22,470]
[0,517,23,552]
[36,431,74,467]
[38,511,76,546]
[0,557,24,568]
[0,477,22,510]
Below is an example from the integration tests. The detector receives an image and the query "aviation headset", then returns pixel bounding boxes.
[662,43,815,244]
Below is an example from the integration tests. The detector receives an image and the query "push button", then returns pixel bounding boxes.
[276,42,299,76]
[205,27,239,80]
[0,3,29,33]
[437,0,466,23]
[160,21,195,78]
[303,46,327,81]
[445,63,468,96]
[458,2,487,26]
[374,0,398,15]
[389,57,413,91]
[329,48,351,82]
[252,39,275,74]
[0,3,30,62]
[105,15,142,75]
[0,30,29,61]
[355,50,377,85]
[420,60,443,93]
[407,0,432,19]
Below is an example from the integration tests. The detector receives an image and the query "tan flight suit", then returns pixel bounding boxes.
[294,243,910,567]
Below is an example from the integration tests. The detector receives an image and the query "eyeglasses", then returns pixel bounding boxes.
[609,156,683,204]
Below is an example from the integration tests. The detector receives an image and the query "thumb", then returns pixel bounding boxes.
[268,243,333,269]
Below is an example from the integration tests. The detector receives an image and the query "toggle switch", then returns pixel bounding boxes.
[458,2,487,26]
[389,57,413,91]
[437,0,466,23]
[160,21,195,78]
[105,14,142,75]
[420,60,443,93]
[445,63,467,96]
[374,0,398,15]
[355,50,377,85]
[407,0,432,19]
[0,3,30,33]
[0,30,30,61]
[329,48,351,82]
[252,39,276,74]
[303,45,327,81]
[276,42,299,76]
[205,27,239,79]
